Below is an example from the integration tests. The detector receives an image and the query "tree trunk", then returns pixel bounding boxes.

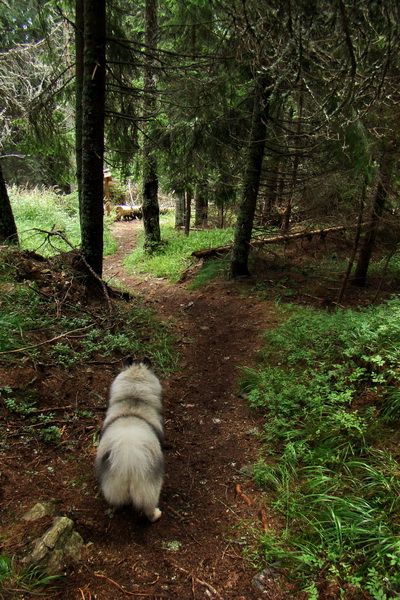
[80,0,106,277]
[194,182,208,227]
[184,188,192,237]
[219,201,224,229]
[282,86,304,233]
[0,162,19,245]
[352,154,391,287]
[230,83,268,277]
[175,192,185,228]
[262,157,279,221]
[277,162,286,207]
[75,0,84,215]
[142,0,161,252]
[337,178,366,303]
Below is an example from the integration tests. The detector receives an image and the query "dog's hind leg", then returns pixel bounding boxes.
[146,507,162,522]
[140,492,162,522]
[131,480,163,522]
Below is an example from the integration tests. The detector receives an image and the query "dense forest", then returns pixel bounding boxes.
[2,2,400,600]
[1,0,399,282]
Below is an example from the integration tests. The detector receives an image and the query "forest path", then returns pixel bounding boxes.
[99,221,286,600]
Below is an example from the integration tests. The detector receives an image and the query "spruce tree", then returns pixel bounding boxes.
[79,0,106,276]
[142,0,161,252]
[0,162,18,245]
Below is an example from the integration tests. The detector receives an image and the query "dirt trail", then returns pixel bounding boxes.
[84,221,287,600]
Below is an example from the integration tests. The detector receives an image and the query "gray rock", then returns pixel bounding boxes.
[64,530,85,561]
[21,513,84,575]
[22,501,57,521]
[41,516,74,549]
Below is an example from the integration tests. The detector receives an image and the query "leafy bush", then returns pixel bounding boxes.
[244,297,400,598]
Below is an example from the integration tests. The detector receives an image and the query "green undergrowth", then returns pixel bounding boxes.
[242,298,400,599]
[125,214,234,283]
[10,186,117,256]
[0,554,63,596]
[1,386,64,443]
[0,249,177,373]
[0,247,177,448]
[188,256,230,289]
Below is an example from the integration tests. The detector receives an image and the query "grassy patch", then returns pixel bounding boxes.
[1,388,63,443]
[0,283,51,354]
[242,297,400,598]
[125,214,234,283]
[188,256,230,289]
[0,554,63,595]
[10,186,117,256]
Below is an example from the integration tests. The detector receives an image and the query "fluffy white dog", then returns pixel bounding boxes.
[95,358,164,522]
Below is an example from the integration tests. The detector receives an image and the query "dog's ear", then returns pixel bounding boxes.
[124,357,134,368]
[124,357,152,369]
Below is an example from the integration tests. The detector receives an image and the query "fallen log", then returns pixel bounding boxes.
[191,223,370,259]
[177,226,206,231]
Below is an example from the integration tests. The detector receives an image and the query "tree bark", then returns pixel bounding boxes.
[175,192,185,228]
[0,162,19,245]
[194,182,208,227]
[75,0,84,215]
[282,85,304,233]
[184,188,192,237]
[219,201,224,229]
[142,0,161,252]
[230,83,268,277]
[337,179,366,303]
[262,157,279,221]
[80,0,106,277]
[352,153,392,287]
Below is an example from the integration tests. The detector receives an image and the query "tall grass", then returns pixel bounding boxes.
[125,214,234,282]
[10,186,117,256]
[243,297,400,599]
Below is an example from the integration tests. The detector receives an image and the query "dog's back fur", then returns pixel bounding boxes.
[95,358,164,522]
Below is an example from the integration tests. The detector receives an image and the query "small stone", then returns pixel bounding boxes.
[64,531,84,561]
[22,502,57,521]
[40,516,74,549]
[240,464,254,475]
[46,548,65,574]
[252,566,280,592]
[24,540,49,563]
